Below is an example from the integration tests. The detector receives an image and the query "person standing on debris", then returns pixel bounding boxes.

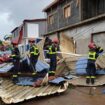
[94,44,104,55]
[10,41,20,83]
[29,39,40,75]
[43,36,52,58]
[48,38,59,78]
[86,43,98,84]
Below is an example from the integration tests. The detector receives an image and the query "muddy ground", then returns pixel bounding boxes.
[12,86,105,105]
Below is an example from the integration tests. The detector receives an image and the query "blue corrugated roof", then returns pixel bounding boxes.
[76,57,105,75]
[49,77,66,84]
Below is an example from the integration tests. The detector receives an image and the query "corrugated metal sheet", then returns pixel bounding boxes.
[68,75,105,87]
[76,57,105,75]
[0,63,13,73]
[0,78,68,104]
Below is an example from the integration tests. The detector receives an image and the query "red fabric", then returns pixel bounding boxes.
[48,76,56,81]
[33,79,42,87]
[11,26,23,45]
[18,26,23,44]
[11,38,18,45]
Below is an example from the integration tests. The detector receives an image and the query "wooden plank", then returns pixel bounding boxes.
[60,34,75,58]
[37,38,45,62]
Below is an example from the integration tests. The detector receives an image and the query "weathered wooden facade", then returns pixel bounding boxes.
[43,0,105,54]
[44,0,80,32]
[81,0,105,20]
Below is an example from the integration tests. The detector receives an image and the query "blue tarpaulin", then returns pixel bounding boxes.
[16,77,43,86]
[0,64,13,73]
[76,57,105,75]
[36,60,49,72]
[22,56,49,73]
[49,77,66,85]
[0,56,49,73]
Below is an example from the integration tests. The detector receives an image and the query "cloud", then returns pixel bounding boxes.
[0,0,53,39]
[0,12,15,39]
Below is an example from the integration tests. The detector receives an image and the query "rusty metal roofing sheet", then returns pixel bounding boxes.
[0,78,68,104]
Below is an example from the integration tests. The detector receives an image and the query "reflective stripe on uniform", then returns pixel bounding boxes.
[86,76,91,78]
[11,54,16,57]
[48,71,55,74]
[18,72,21,75]
[48,46,57,55]
[30,46,39,55]
[88,52,96,60]
[32,72,36,75]
[91,76,96,78]
[13,75,18,77]
[99,47,103,51]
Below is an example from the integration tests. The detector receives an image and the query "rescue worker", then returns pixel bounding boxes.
[10,41,20,83]
[86,43,98,84]
[95,44,104,55]
[48,38,59,78]
[43,36,52,58]
[29,39,40,75]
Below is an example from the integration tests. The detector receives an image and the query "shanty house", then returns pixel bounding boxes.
[43,0,105,54]
[11,19,47,55]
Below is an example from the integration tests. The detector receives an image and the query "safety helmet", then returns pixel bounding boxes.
[52,38,59,43]
[88,42,96,49]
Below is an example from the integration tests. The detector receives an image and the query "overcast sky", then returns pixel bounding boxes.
[0,0,53,39]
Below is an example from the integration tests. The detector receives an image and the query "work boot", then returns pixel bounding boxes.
[91,78,95,84]
[12,77,18,84]
[86,78,90,84]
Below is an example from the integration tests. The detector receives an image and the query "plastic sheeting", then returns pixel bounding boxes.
[0,57,49,74]
[36,60,49,72]
[49,77,66,85]
[76,57,105,75]
[0,63,13,73]
[16,77,43,86]
[16,77,34,86]
[26,56,49,72]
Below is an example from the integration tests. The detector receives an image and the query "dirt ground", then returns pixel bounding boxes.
[12,86,105,105]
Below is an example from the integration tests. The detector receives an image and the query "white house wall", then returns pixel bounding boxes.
[60,19,105,54]
[27,23,39,38]
[23,21,46,39]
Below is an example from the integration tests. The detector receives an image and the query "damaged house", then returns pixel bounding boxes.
[43,0,105,54]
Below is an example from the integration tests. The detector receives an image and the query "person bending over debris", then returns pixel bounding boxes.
[47,38,59,79]
[86,43,98,84]
[29,39,40,75]
[10,41,20,83]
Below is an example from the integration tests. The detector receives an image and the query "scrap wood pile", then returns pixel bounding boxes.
[56,53,85,76]
[95,53,105,69]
